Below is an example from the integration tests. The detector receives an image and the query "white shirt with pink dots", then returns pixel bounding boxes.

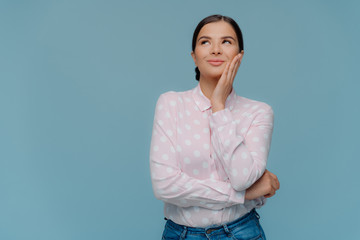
[149,82,274,227]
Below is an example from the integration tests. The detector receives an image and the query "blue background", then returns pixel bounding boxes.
[1,0,359,239]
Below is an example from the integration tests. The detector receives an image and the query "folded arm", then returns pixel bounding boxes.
[150,94,246,210]
[209,106,274,191]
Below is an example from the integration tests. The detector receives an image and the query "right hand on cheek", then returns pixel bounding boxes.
[211,51,244,113]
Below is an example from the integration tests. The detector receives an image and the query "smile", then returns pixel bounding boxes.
[207,60,224,66]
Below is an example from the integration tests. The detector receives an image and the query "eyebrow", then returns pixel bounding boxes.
[197,36,236,42]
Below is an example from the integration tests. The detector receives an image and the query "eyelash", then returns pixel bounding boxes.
[200,40,232,45]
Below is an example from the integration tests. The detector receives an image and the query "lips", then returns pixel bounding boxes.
[207,59,224,66]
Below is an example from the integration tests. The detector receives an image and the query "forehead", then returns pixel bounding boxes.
[197,21,237,39]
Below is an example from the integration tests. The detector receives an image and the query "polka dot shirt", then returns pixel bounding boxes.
[149,83,274,227]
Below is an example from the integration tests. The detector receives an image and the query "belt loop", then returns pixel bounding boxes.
[223,224,229,233]
[254,210,260,219]
[223,224,232,238]
[180,226,187,240]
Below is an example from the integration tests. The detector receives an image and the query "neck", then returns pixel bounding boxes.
[199,75,218,100]
[199,75,233,101]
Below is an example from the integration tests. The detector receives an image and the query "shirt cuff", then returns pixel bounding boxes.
[209,108,233,127]
[228,189,245,205]
[209,108,245,140]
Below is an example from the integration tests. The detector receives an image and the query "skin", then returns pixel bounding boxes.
[191,20,280,200]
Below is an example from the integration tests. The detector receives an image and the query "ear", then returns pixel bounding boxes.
[191,51,197,66]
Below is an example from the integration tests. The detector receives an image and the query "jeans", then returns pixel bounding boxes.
[162,208,266,240]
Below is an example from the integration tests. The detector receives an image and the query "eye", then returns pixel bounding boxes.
[200,40,209,45]
[223,40,232,44]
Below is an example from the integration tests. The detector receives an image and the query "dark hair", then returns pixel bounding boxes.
[192,14,244,81]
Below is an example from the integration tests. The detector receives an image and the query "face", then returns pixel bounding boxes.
[191,20,240,80]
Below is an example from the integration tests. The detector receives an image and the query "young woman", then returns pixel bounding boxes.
[149,14,280,240]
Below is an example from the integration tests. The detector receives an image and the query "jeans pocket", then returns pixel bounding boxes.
[162,223,182,240]
[229,218,262,240]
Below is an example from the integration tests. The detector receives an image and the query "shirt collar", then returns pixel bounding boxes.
[192,82,237,112]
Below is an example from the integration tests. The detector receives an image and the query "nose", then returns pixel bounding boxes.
[210,42,222,55]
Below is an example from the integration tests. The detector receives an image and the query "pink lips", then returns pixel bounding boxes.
[207,59,224,66]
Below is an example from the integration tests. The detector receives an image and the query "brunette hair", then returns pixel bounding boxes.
[192,14,244,81]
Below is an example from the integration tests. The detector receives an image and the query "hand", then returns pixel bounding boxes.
[211,50,244,113]
[245,169,280,200]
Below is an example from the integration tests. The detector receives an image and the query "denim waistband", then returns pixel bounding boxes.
[165,208,259,234]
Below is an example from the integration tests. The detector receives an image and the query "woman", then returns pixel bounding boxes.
[149,14,280,240]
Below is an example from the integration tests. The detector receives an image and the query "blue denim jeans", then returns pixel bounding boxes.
[162,208,266,240]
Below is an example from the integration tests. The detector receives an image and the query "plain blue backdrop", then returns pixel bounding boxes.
[1,0,359,239]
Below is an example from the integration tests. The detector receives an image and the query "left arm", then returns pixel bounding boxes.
[209,106,274,191]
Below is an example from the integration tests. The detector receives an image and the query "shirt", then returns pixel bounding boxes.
[149,82,274,227]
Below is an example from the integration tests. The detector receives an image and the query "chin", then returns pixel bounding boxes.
[199,67,225,80]
[202,73,222,81]
[208,70,224,79]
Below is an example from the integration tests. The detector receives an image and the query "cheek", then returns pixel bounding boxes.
[225,45,240,55]
[195,49,207,59]
[227,49,240,59]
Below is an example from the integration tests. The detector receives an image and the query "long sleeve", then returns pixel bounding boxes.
[209,106,274,191]
[149,93,245,210]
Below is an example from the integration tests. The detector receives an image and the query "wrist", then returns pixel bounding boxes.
[211,104,225,113]
[245,190,249,200]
